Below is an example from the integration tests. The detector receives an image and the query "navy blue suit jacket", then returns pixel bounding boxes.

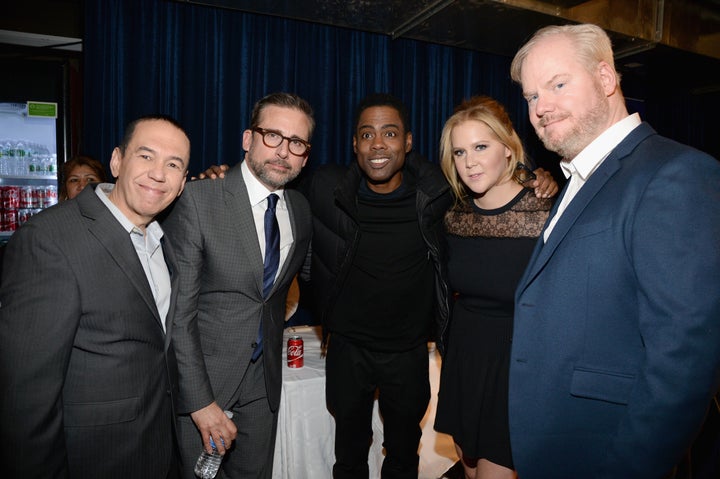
[510,122,720,479]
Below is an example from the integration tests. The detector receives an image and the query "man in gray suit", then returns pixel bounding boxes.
[162,92,313,478]
[0,115,190,478]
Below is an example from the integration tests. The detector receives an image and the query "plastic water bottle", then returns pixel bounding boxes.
[2,139,15,175]
[14,141,26,176]
[25,142,38,176]
[46,153,57,177]
[0,140,7,175]
[193,410,234,479]
[34,144,52,176]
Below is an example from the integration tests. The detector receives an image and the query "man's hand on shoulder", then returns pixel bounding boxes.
[191,164,230,181]
[530,167,559,199]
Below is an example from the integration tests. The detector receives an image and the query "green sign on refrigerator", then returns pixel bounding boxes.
[27,101,58,119]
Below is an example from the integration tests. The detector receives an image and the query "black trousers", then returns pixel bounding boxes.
[326,334,430,479]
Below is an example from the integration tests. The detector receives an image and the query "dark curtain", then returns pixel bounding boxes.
[82,0,542,178]
[83,0,717,179]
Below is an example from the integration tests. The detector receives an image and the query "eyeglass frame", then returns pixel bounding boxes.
[252,127,311,157]
[513,162,537,185]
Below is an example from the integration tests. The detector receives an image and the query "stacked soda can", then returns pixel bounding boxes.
[0,185,20,232]
[18,185,56,208]
[1,185,58,231]
[287,335,304,368]
[45,185,58,206]
[16,208,39,227]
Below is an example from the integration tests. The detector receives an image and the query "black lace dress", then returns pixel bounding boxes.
[434,188,551,468]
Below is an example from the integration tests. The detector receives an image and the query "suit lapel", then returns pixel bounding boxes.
[224,167,266,298]
[518,123,655,295]
[77,188,163,330]
[163,236,179,347]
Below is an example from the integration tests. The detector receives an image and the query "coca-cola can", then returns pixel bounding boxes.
[17,208,33,226]
[44,185,58,207]
[1,209,17,232]
[33,186,46,208]
[19,186,34,209]
[0,186,20,210]
[287,335,304,368]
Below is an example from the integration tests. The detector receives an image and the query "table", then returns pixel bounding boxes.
[272,326,458,478]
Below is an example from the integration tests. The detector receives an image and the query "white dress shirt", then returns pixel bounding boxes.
[241,160,293,281]
[544,113,642,242]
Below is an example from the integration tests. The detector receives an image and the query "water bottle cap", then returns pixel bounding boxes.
[209,436,226,450]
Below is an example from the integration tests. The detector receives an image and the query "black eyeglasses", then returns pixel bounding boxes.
[514,162,537,185]
[252,127,311,157]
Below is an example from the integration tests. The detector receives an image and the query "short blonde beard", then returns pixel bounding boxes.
[540,79,610,160]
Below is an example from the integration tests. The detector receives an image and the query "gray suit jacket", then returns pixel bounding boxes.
[162,163,312,415]
[0,186,180,479]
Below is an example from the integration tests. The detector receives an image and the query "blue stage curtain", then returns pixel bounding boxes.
[82,0,541,177]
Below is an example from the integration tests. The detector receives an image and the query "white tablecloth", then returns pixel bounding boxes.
[272,326,458,479]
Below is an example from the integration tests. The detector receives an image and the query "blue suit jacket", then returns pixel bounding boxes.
[509,122,720,479]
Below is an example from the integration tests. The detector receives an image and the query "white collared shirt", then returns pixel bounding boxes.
[96,184,171,331]
[241,161,293,281]
[543,113,642,242]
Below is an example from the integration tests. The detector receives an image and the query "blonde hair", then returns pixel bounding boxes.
[510,23,621,86]
[440,96,528,203]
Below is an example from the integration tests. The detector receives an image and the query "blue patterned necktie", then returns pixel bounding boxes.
[252,193,279,361]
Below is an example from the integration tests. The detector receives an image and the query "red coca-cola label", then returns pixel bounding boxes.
[0,186,20,209]
[44,185,58,207]
[17,208,33,226]
[33,186,46,208]
[287,336,304,368]
[19,186,34,209]
[1,209,17,232]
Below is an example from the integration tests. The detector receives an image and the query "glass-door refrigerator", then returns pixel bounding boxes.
[0,101,60,246]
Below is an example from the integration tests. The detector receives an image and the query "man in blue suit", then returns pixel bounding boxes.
[507,23,720,478]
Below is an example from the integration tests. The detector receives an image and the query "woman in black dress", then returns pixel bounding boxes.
[434,96,554,479]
